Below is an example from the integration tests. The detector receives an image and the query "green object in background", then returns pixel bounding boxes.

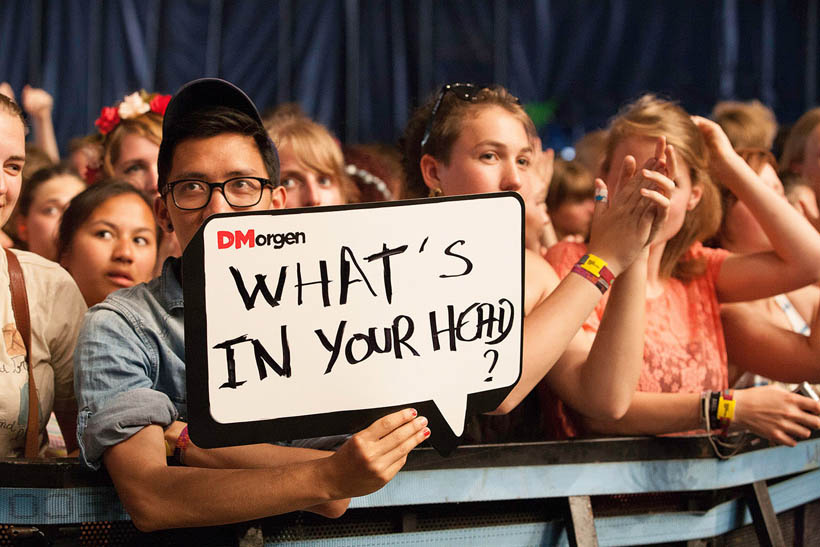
[524,99,557,129]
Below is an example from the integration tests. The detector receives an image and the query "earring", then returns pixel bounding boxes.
[428,187,443,198]
[167,223,174,232]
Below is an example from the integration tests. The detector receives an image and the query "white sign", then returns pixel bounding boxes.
[184,193,523,453]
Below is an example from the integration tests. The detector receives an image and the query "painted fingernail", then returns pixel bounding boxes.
[410,408,417,417]
[423,428,431,438]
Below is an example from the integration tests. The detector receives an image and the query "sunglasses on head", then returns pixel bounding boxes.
[420,83,518,150]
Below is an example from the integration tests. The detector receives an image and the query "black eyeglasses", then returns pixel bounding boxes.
[164,176,274,210]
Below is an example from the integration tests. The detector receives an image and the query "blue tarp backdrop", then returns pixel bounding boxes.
[0,0,817,154]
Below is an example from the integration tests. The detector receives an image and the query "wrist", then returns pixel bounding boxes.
[30,111,51,124]
[571,253,616,294]
[313,452,344,501]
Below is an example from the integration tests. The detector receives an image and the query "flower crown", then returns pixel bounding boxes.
[94,90,171,135]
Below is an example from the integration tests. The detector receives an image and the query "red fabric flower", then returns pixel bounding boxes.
[95,106,120,135]
[149,94,171,116]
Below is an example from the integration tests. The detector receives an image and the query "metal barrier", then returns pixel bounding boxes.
[1,433,819,546]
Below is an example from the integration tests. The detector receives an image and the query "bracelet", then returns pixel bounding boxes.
[707,391,720,426]
[571,254,614,294]
[174,425,191,465]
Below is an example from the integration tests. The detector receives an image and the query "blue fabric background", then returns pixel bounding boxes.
[0,0,816,154]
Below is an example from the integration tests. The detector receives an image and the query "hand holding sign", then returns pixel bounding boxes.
[184,193,523,454]
[322,408,429,499]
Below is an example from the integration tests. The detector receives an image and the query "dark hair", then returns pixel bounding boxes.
[57,179,155,260]
[157,106,279,195]
[400,85,536,199]
[18,164,83,217]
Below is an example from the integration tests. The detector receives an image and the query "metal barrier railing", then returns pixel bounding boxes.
[1,433,819,546]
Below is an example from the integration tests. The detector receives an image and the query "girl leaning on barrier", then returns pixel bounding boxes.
[545,95,820,445]
[401,83,672,434]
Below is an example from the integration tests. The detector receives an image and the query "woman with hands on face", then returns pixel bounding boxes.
[545,95,820,446]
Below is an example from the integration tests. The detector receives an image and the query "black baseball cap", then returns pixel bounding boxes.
[158,78,279,193]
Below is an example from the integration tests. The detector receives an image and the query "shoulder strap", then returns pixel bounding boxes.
[5,249,37,458]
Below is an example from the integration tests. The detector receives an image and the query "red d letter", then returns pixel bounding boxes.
[217,231,234,249]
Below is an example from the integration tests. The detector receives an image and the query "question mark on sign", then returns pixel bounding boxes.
[484,349,499,382]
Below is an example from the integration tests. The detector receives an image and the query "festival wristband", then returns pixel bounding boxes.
[174,425,191,465]
[578,254,612,281]
[717,391,736,421]
[571,264,610,294]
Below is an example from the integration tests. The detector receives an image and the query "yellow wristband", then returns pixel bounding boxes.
[165,440,174,458]
[717,396,736,420]
[579,253,608,277]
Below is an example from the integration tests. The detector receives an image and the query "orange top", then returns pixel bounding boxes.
[541,241,730,438]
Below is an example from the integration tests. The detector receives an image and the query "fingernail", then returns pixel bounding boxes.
[423,428,431,438]
[410,408,417,417]
[417,416,428,426]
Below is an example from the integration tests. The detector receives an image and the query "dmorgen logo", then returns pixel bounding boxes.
[217,229,306,250]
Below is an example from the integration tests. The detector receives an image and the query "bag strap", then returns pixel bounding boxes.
[5,249,37,458]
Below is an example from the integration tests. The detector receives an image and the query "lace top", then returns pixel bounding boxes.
[541,241,730,437]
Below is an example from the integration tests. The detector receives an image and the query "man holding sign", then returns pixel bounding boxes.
[74,79,429,531]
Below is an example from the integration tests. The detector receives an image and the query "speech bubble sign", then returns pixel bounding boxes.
[184,193,523,454]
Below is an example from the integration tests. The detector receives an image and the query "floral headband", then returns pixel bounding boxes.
[94,90,171,135]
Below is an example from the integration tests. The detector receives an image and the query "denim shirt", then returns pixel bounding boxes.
[75,258,185,469]
[75,258,346,469]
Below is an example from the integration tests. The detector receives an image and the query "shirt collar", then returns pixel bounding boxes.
[160,257,185,311]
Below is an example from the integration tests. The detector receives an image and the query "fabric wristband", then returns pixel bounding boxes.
[718,390,735,438]
[572,254,614,294]
[174,425,191,465]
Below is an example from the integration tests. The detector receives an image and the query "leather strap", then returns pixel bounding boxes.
[5,249,37,458]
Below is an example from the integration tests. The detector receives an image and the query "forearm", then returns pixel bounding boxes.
[31,113,59,162]
[723,304,820,383]
[568,252,647,418]
[717,154,820,272]
[106,426,339,531]
[582,391,701,436]
[171,423,333,469]
[494,272,604,414]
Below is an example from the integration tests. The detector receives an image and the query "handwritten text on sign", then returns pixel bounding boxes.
[198,194,523,443]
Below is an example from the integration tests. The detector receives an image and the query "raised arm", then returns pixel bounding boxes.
[104,408,428,531]
[541,139,674,420]
[21,85,59,163]
[494,140,671,415]
[692,116,820,301]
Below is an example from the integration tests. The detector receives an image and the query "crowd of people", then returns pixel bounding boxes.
[1,76,820,530]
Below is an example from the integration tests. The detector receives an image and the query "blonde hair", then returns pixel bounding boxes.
[780,107,820,174]
[101,112,162,179]
[712,100,778,150]
[548,159,594,210]
[573,129,608,176]
[603,94,721,280]
[267,114,359,203]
